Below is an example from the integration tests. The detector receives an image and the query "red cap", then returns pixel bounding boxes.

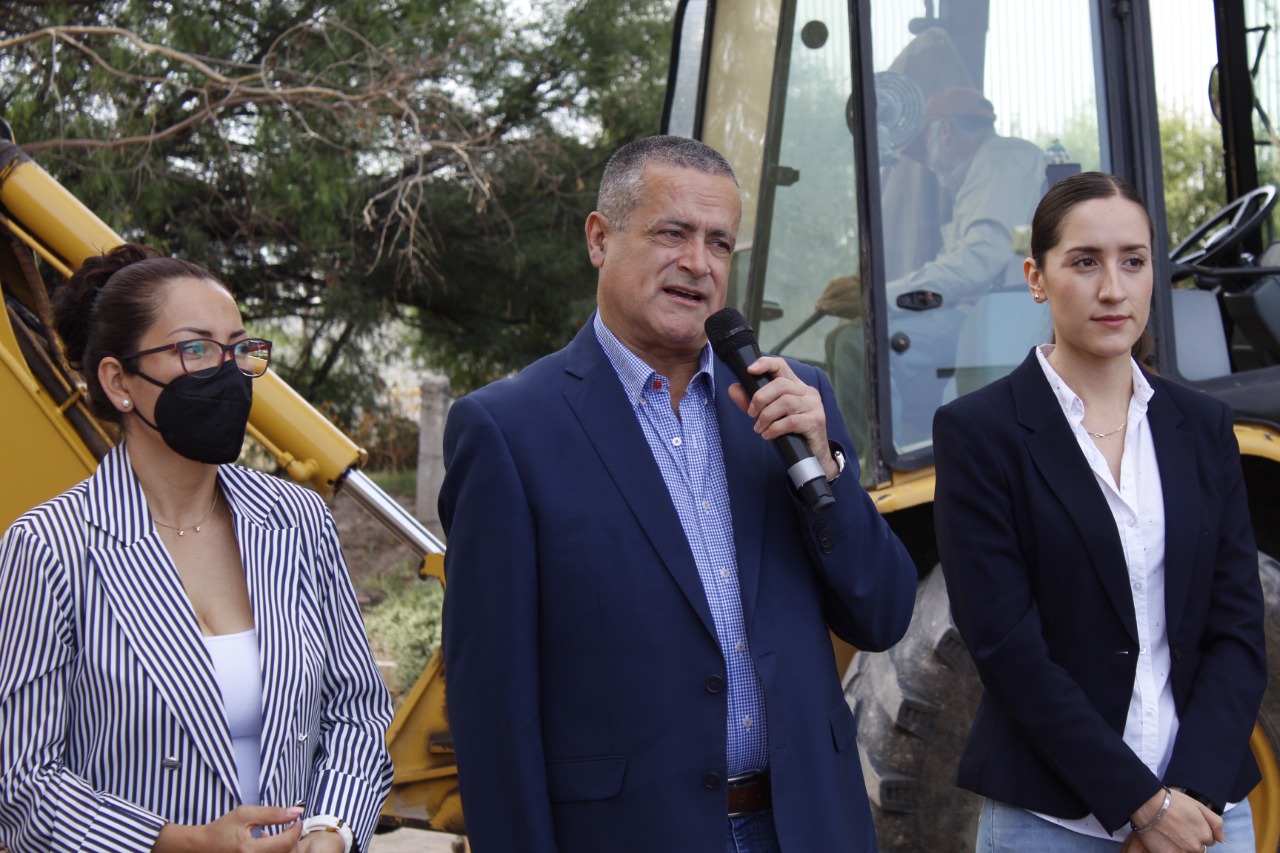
[898,87,995,161]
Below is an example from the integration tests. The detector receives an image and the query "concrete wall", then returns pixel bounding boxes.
[416,373,451,539]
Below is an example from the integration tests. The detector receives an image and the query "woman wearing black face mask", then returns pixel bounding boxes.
[0,244,393,853]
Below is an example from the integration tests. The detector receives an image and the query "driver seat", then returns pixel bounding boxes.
[1221,275,1280,368]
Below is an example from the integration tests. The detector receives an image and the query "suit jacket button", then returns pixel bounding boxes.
[703,772,723,790]
[162,756,181,770]
[705,675,725,694]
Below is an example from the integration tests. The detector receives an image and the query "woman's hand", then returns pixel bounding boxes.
[1130,789,1224,853]
[1121,832,1150,852]
[153,805,304,852]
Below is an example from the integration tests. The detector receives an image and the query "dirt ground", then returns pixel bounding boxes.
[371,827,464,851]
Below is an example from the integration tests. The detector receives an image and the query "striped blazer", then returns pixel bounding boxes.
[0,445,394,852]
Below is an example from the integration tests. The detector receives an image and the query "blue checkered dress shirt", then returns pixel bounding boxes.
[594,313,768,775]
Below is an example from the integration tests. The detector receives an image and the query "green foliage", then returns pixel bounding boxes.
[364,467,418,496]
[1,0,676,415]
[1159,111,1229,247]
[359,560,443,696]
[410,136,602,390]
[1033,109,1280,251]
[547,0,676,149]
[355,410,421,472]
[1159,110,1280,250]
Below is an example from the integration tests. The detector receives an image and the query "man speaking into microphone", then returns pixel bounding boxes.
[438,135,916,853]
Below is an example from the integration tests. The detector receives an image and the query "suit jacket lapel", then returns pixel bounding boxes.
[713,362,767,626]
[1010,354,1139,643]
[562,324,718,638]
[1147,380,1198,636]
[84,446,241,798]
[218,465,301,803]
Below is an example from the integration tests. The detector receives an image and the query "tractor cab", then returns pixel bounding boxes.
[665,0,1280,489]
[664,4,1280,849]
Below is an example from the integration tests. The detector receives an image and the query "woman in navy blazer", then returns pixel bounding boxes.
[934,174,1265,852]
[0,245,392,852]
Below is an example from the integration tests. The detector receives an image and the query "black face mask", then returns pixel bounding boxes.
[131,360,253,464]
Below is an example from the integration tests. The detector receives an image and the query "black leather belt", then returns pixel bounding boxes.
[727,772,772,816]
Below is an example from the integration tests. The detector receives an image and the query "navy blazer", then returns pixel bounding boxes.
[934,350,1265,833]
[0,445,394,852]
[439,319,917,853]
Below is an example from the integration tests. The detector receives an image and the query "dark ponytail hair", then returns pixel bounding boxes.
[53,243,229,424]
[1029,172,1156,365]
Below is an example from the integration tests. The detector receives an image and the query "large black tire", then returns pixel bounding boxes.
[848,553,1280,853]
[1257,552,1280,732]
[1253,552,1280,852]
[845,566,982,853]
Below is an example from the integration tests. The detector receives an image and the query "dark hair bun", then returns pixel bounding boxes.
[53,243,157,368]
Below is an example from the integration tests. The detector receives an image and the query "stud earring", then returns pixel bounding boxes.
[122,399,131,409]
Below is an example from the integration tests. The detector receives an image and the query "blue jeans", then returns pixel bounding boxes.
[727,808,782,853]
[976,797,1255,853]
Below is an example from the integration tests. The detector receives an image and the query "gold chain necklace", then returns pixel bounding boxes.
[154,491,218,537]
[1084,420,1127,439]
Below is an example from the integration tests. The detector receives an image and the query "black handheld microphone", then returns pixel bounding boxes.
[705,307,836,512]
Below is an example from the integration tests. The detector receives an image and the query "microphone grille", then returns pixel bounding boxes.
[705,307,757,357]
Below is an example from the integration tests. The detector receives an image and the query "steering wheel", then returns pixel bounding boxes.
[1169,184,1278,268]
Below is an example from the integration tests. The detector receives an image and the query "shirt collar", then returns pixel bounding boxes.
[1035,343,1154,424]
[593,311,715,406]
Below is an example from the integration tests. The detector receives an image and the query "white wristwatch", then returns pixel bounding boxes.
[301,815,354,852]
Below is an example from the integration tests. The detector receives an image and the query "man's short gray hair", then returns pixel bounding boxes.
[597,135,739,231]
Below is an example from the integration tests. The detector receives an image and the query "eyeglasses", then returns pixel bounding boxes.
[120,338,273,379]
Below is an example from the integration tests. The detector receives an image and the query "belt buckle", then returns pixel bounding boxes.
[726,771,770,818]
[727,771,764,787]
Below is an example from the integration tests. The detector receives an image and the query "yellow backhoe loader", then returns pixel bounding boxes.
[9,2,1280,850]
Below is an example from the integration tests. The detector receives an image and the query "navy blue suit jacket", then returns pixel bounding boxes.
[934,350,1265,833]
[439,320,916,852]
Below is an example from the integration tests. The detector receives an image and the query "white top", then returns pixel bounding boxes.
[202,628,264,806]
[891,133,1049,301]
[1030,345,1175,840]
